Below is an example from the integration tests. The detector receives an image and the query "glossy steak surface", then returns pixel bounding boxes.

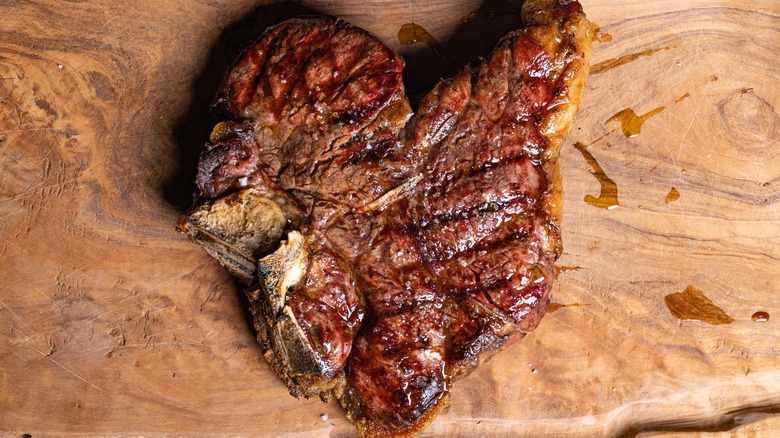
[179,1,593,436]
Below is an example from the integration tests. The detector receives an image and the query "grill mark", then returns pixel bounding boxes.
[327,73,400,125]
[357,209,441,317]
[437,225,545,293]
[414,180,544,266]
[472,275,548,324]
[450,211,535,257]
[418,98,548,200]
[413,158,544,228]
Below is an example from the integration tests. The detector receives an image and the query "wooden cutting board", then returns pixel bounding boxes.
[2,0,779,436]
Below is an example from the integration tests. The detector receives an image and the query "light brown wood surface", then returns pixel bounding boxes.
[1,0,779,436]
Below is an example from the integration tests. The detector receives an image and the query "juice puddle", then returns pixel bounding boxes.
[573,142,619,209]
[608,106,666,137]
[591,46,673,75]
[665,187,680,203]
[664,285,734,324]
[398,23,455,67]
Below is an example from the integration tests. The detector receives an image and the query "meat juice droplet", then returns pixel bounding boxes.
[398,23,456,67]
[594,30,612,43]
[675,93,691,103]
[665,187,680,203]
[573,142,619,209]
[590,46,673,75]
[752,311,770,323]
[608,106,666,137]
[547,303,587,313]
[664,285,734,324]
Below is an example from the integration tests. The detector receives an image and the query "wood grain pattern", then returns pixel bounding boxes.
[1,0,779,436]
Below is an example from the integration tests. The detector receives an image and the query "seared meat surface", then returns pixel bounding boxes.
[179,1,593,436]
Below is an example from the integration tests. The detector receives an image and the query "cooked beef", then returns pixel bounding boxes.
[197,15,412,211]
[179,1,593,436]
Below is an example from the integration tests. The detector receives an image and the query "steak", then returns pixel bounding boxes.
[178,1,593,436]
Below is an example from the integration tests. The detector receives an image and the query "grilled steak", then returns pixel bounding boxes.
[179,1,593,436]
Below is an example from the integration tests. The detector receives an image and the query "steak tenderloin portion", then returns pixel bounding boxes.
[179,1,593,436]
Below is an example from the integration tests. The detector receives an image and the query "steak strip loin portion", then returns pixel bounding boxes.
[179,1,593,436]
[340,2,593,435]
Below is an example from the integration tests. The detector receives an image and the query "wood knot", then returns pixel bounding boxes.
[718,87,780,157]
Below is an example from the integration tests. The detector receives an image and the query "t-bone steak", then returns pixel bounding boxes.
[178,0,594,436]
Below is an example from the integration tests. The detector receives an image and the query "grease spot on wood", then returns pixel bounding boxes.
[664,285,734,325]
[665,187,680,203]
[398,23,455,67]
[547,303,587,313]
[608,106,666,138]
[573,142,619,210]
[590,47,673,74]
[675,92,690,103]
[752,311,770,323]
